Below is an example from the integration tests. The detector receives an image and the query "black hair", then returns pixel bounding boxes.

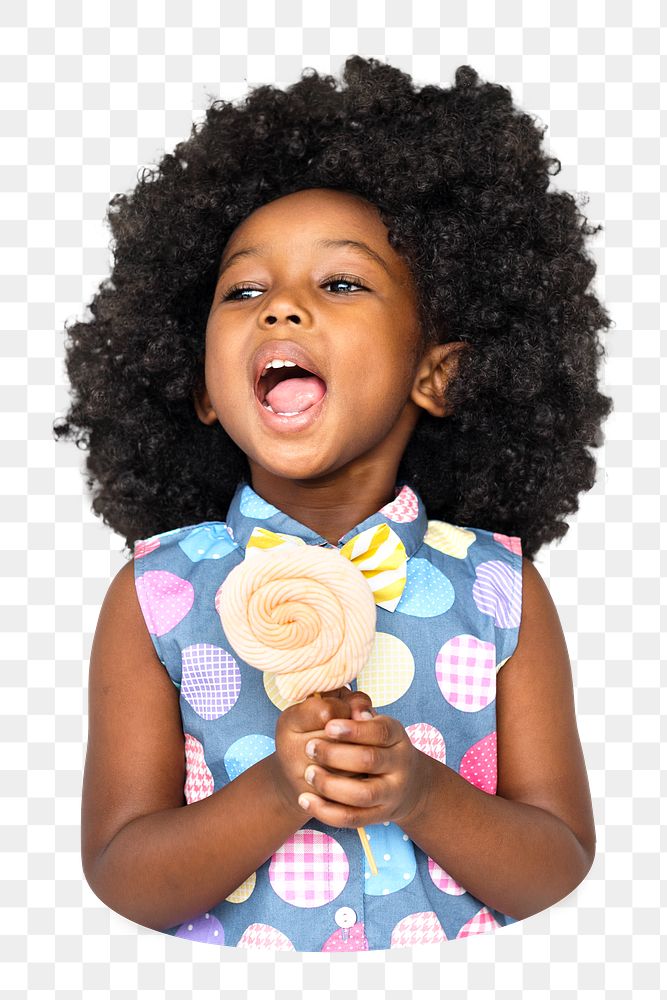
[54,55,613,560]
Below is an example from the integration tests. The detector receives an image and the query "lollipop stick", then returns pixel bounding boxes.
[312,691,379,877]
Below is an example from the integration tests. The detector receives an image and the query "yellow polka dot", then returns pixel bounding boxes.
[424,520,475,559]
[356,632,414,707]
[226,869,256,903]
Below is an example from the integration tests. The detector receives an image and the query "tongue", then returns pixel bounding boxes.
[265,375,326,414]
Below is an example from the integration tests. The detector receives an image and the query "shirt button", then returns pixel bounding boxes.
[334,906,357,928]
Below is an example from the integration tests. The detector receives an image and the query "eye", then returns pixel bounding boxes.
[220,273,368,302]
[323,273,368,294]
[222,284,262,301]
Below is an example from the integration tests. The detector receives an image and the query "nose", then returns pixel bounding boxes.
[259,284,313,328]
[263,312,300,326]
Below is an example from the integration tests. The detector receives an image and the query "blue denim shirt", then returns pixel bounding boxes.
[133,479,523,951]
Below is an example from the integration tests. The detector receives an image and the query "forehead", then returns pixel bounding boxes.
[220,187,412,283]
[224,188,387,246]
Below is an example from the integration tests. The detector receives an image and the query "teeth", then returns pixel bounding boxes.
[263,359,298,371]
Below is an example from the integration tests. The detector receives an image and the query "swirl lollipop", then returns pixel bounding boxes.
[215,542,379,874]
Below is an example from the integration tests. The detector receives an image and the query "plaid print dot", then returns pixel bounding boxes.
[435,634,496,712]
[269,830,349,907]
[456,907,501,937]
[181,643,241,720]
[427,857,466,896]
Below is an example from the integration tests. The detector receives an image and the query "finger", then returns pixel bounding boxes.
[324,714,397,747]
[301,765,383,811]
[291,692,353,732]
[333,687,376,721]
[304,737,386,776]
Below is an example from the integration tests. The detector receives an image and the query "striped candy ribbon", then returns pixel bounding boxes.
[246,521,407,612]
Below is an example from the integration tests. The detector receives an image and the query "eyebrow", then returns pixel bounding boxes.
[217,238,391,278]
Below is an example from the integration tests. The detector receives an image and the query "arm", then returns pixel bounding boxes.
[399,557,596,921]
[81,560,307,932]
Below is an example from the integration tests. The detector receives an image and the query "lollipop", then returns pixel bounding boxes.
[215,541,380,874]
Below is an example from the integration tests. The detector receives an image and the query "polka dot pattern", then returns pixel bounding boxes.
[362,822,417,896]
[472,559,522,628]
[456,907,500,937]
[239,485,280,520]
[269,830,349,907]
[424,520,476,559]
[493,531,522,556]
[183,733,214,803]
[174,911,224,944]
[390,911,448,947]
[428,857,466,896]
[460,731,497,794]
[395,558,455,618]
[381,483,419,523]
[356,632,414,708]
[134,536,160,559]
[135,570,194,636]
[181,643,241,720]
[405,721,447,766]
[132,477,523,951]
[322,921,369,952]
[435,634,496,712]
[225,871,256,904]
[236,924,295,951]
[223,733,275,782]
[178,523,237,562]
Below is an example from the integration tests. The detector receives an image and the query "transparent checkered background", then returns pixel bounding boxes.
[1,0,663,995]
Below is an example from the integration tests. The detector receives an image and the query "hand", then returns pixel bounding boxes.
[272,685,369,824]
[297,701,432,829]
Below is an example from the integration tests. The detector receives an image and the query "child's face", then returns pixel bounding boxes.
[196,187,429,484]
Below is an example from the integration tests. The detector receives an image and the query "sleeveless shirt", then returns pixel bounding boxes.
[132,479,523,951]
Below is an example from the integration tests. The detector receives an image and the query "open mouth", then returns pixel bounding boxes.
[256,364,328,416]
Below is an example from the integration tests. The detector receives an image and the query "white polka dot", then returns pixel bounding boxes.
[402,834,409,841]
[382,888,389,895]
[187,924,193,931]
[383,853,391,861]
[383,821,390,826]
[403,872,410,879]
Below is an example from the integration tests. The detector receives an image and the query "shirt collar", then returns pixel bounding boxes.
[225,478,428,561]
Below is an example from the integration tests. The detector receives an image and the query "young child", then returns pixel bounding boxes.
[55,56,612,951]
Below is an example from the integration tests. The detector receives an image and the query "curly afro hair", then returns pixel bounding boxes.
[54,55,613,561]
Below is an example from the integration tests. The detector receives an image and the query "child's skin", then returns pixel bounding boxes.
[82,187,596,931]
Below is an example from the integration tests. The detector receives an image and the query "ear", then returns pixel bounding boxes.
[193,383,218,426]
[410,341,468,418]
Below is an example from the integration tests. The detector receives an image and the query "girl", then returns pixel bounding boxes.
[55,56,612,951]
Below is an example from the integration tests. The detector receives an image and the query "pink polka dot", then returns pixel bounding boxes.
[493,532,522,556]
[460,731,497,794]
[184,733,214,803]
[269,830,349,907]
[134,537,160,559]
[135,569,194,636]
[435,634,496,712]
[381,484,419,523]
[405,721,447,765]
[456,907,500,937]
[428,857,466,895]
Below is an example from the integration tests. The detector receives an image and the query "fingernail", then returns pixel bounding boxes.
[305,740,317,758]
[359,711,373,720]
[328,723,347,736]
[305,766,316,784]
[298,795,310,810]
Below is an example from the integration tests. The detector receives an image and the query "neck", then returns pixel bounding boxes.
[248,460,401,546]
